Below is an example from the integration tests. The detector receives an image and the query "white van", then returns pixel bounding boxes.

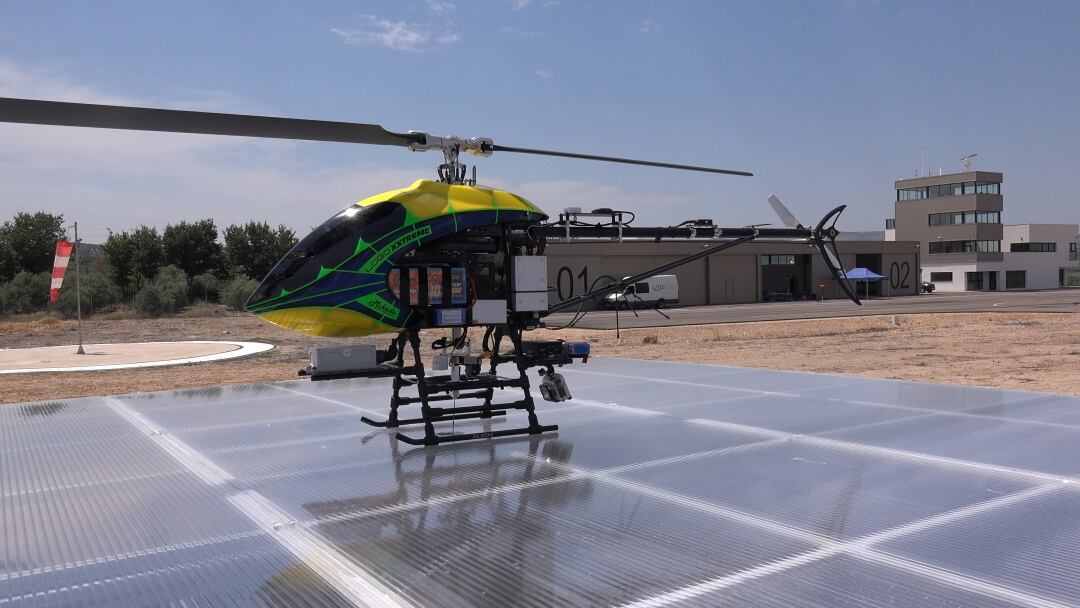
[604,275,679,309]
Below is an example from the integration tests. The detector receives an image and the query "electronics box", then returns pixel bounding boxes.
[310,344,377,373]
[512,256,549,312]
[472,299,508,324]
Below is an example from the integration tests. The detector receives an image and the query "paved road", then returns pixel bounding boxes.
[545,289,1080,329]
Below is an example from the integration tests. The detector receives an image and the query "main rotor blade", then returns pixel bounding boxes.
[0,97,423,147]
[490,144,753,176]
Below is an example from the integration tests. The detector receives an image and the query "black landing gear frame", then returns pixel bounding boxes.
[359,327,557,446]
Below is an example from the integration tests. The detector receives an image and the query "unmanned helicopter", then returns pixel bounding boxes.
[0,97,861,446]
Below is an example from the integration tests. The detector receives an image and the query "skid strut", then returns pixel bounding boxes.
[356,329,557,445]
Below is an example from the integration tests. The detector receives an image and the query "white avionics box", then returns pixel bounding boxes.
[310,344,377,373]
[512,256,549,312]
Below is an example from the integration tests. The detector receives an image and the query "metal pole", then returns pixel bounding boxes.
[73,221,84,354]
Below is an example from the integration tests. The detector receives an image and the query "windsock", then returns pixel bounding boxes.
[50,240,74,303]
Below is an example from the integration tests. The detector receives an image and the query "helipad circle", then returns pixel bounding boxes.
[0,341,275,374]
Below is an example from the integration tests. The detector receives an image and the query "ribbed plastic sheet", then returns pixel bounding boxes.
[2,357,1079,607]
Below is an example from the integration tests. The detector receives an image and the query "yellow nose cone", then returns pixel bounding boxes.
[257,307,401,338]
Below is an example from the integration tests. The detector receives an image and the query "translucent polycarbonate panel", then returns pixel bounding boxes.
[828,413,1080,477]
[670,392,921,435]
[128,391,352,432]
[4,358,1080,607]
[573,357,748,380]
[882,487,1080,606]
[181,411,367,453]
[674,367,869,394]
[2,534,347,608]
[525,405,768,469]
[311,479,816,608]
[0,399,137,452]
[676,555,1030,608]
[120,381,288,407]
[1,472,259,571]
[0,410,185,496]
[248,442,576,524]
[810,378,1038,412]
[568,376,761,409]
[621,440,1037,540]
[965,393,1080,425]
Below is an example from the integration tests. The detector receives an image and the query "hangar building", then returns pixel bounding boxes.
[544,237,919,308]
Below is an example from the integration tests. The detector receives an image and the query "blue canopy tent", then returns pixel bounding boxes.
[842,267,887,299]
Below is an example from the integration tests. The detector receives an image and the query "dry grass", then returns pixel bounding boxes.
[2,311,1079,403]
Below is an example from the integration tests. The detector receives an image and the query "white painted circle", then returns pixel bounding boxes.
[0,341,275,374]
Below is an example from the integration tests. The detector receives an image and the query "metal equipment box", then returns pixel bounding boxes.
[309,344,378,374]
[471,299,508,324]
[512,256,549,311]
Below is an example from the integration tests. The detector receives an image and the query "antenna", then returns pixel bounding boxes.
[962,153,978,171]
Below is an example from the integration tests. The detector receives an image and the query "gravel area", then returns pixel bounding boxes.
[2,309,1079,403]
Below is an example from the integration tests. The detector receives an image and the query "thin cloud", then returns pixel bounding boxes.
[633,19,661,34]
[330,15,460,53]
[0,58,427,240]
[534,68,552,79]
[499,26,544,38]
[507,0,556,9]
[426,0,455,15]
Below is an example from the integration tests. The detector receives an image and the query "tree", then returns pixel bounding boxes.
[221,275,260,311]
[162,219,223,278]
[0,241,15,282]
[53,264,121,318]
[0,271,51,315]
[191,272,220,302]
[0,211,66,279]
[103,229,137,294]
[223,221,297,281]
[128,225,164,287]
[133,265,188,317]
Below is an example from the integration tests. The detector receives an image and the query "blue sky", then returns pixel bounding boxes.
[1,0,1078,243]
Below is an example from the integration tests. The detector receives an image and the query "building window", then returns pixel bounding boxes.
[1006,270,1027,289]
[966,272,983,290]
[1010,242,1056,253]
[927,210,1000,226]
[885,218,895,229]
[1070,242,1078,261]
[761,254,796,265]
[898,181,1000,201]
[929,272,953,282]
[929,240,1000,254]
[897,187,927,201]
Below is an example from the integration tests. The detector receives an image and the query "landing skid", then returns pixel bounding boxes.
[308,328,558,445]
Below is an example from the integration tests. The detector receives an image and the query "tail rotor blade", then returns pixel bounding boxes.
[766,195,804,229]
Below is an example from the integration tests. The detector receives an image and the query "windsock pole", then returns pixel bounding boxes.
[73,221,84,355]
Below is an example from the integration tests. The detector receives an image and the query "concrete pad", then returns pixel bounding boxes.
[0,341,274,374]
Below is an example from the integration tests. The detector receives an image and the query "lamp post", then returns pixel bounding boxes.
[68,221,84,355]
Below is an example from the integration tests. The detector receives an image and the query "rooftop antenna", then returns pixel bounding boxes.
[920,147,925,177]
[962,153,978,171]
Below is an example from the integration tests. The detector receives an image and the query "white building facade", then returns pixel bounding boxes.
[888,170,1080,292]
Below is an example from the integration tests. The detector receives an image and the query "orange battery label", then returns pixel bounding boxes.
[427,267,444,304]
[387,268,401,299]
[408,268,420,305]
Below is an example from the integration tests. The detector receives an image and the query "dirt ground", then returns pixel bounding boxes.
[2,309,1079,403]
